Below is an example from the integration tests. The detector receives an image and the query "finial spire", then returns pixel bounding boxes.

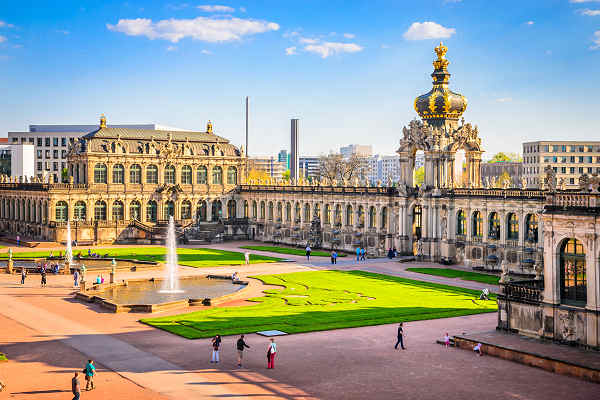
[99,114,107,128]
[207,120,213,134]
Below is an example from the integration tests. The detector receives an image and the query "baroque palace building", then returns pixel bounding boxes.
[0,43,598,348]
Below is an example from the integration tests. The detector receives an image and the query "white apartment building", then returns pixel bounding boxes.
[340,144,373,158]
[367,155,401,184]
[8,123,192,183]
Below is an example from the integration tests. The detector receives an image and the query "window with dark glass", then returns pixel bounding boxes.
[94,164,107,183]
[146,201,157,222]
[112,201,124,220]
[112,164,124,184]
[197,166,207,184]
[130,164,141,184]
[146,165,158,184]
[53,137,59,146]
[489,212,500,240]
[94,201,107,220]
[181,165,192,184]
[212,166,222,185]
[164,165,176,184]
[472,211,483,237]
[456,210,466,235]
[560,238,586,305]
[507,213,519,240]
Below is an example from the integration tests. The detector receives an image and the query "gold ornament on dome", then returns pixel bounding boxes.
[433,42,449,70]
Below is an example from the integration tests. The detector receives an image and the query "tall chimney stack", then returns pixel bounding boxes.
[290,118,299,182]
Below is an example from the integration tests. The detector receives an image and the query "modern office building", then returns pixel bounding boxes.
[248,157,287,179]
[340,144,372,158]
[10,144,35,178]
[367,155,401,185]
[299,156,320,180]
[290,119,300,181]
[522,141,600,188]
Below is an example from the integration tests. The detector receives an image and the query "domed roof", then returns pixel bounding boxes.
[414,43,467,122]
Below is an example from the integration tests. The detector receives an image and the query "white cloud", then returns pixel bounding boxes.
[299,37,318,44]
[592,30,600,49]
[526,21,534,25]
[0,35,6,43]
[579,8,600,15]
[285,46,297,55]
[403,21,455,40]
[304,41,363,58]
[343,33,355,39]
[56,29,70,35]
[197,5,235,12]
[201,49,212,54]
[496,97,512,103]
[570,0,600,3]
[166,45,177,51]
[283,30,299,38]
[0,21,14,28]
[107,16,279,43]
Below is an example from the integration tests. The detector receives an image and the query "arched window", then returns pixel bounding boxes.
[146,200,157,222]
[304,203,310,222]
[325,204,331,224]
[94,163,107,183]
[286,202,291,222]
[164,201,175,218]
[268,201,274,221]
[212,166,223,185]
[55,201,68,222]
[472,211,483,238]
[244,200,249,218]
[227,167,237,185]
[335,204,342,226]
[357,205,365,226]
[314,203,321,220]
[164,165,176,185]
[227,200,236,219]
[146,165,158,184]
[260,201,265,219]
[181,166,192,184]
[196,200,207,221]
[94,200,107,221]
[130,200,141,221]
[381,207,387,229]
[277,202,282,221]
[130,164,141,184]
[197,166,207,184]
[526,214,538,242]
[346,205,353,226]
[412,205,422,239]
[369,206,376,228]
[112,200,124,221]
[456,210,466,235]
[488,212,500,240]
[252,200,257,219]
[295,202,301,222]
[211,200,222,221]
[507,213,519,240]
[560,238,586,305]
[112,164,124,184]
[181,200,192,219]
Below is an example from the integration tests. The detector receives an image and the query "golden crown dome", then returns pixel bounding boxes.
[414,43,467,122]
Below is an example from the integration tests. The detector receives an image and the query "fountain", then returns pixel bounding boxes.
[159,216,183,293]
[64,222,73,274]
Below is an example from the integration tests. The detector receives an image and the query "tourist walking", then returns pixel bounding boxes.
[20,268,27,285]
[360,247,366,261]
[72,372,81,400]
[40,269,47,288]
[387,248,393,259]
[244,251,250,265]
[330,250,337,264]
[305,245,311,261]
[84,359,96,390]
[211,335,222,363]
[267,338,277,369]
[236,334,250,368]
[444,332,450,348]
[73,269,80,288]
[394,322,406,350]
[356,247,360,262]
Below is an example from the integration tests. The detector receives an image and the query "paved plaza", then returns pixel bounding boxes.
[0,243,598,399]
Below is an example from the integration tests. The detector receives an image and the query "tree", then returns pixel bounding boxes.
[319,154,365,182]
[61,167,69,183]
[282,170,290,182]
[489,152,522,163]
[414,166,424,186]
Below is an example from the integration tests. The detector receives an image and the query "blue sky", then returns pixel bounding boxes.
[0,0,598,157]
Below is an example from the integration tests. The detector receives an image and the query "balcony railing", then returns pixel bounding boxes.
[501,279,543,304]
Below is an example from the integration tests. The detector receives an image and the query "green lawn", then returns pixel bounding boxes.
[406,268,500,285]
[0,353,6,361]
[142,270,497,339]
[240,245,346,258]
[0,247,282,268]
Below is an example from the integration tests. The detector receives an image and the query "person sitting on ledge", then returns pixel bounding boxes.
[87,249,91,257]
[95,275,101,284]
[479,288,490,301]
[232,272,239,282]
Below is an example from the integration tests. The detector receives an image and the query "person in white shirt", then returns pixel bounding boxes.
[305,246,311,261]
[244,252,250,265]
[267,338,277,369]
[473,343,482,356]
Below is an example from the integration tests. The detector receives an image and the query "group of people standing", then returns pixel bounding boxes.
[356,247,367,261]
[210,334,277,369]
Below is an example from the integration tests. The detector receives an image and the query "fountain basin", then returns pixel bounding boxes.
[76,275,247,313]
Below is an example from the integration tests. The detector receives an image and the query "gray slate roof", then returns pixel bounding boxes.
[82,127,231,144]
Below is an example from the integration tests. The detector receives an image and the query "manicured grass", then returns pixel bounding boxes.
[0,352,6,361]
[240,245,346,258]
[406,268,500,285]
[0,247,282,268]
[142,270,497,339]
